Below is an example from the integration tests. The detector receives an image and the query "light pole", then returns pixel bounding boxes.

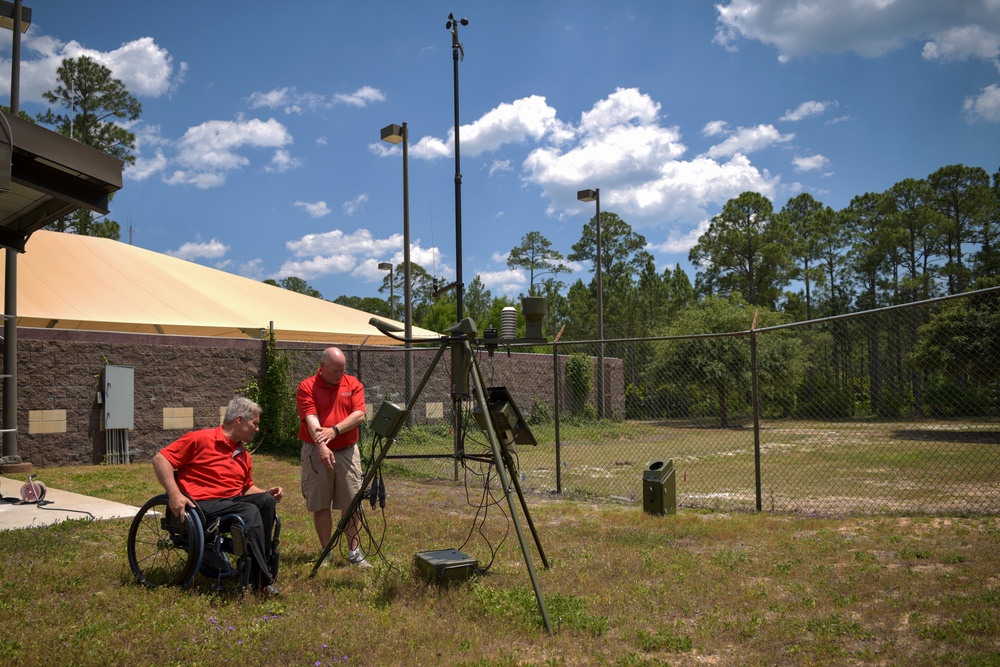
[380,123,412,418]
[577,188,604,419]
[446,13,467,322]
[377,262,395,320]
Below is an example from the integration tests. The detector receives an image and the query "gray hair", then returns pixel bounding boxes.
[224,396,261,424]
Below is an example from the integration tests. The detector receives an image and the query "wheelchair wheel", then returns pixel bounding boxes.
[127,494,204,589]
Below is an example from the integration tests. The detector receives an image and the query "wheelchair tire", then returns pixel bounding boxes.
[127,494,204,589]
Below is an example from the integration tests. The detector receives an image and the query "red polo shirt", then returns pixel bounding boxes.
[296,372,365,449]
[159,426,254,500]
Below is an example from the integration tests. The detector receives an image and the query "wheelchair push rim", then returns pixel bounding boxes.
[126,494,204,589]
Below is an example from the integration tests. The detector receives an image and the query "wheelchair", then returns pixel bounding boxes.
[126,493,280,592]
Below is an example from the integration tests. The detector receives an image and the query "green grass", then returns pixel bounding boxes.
[2,456,1000,665]
[369,417,1000,514]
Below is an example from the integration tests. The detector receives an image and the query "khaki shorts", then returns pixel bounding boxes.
[300,442,363,513]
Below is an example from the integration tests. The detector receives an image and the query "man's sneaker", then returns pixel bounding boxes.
[347,549,373,569]
[258,583,281,596]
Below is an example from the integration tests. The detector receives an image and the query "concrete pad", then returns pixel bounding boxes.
[0,476,140,531]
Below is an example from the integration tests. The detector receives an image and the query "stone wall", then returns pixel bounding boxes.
[1,329,623,468]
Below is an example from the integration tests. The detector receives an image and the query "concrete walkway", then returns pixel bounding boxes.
[0,476,140,531]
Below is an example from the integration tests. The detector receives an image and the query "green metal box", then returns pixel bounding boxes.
[643,459,676,516]
[413,549,478,584]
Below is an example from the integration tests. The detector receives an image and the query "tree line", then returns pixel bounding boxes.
[30,57,999,421]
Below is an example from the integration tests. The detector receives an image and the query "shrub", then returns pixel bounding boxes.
[565,353,593,420]
[527,397,551,425]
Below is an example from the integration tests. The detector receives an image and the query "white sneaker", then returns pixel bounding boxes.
[347,549,373,569]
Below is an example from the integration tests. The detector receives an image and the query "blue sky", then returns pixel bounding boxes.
[2,1,999,302]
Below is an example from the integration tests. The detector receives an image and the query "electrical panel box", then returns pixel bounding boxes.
[103,365,135,430]
[414,549,478,585]
[372,401,405,438]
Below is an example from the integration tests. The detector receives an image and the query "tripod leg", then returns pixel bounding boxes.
[468,342,553,634]
[502,449,549,570]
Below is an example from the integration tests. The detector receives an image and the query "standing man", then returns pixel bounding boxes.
[296,346,370,568]
[152,396,283,594]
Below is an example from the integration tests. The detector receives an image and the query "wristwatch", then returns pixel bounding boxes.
[333,425,340,437]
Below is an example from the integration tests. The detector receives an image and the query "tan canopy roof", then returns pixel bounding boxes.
[1,230,439,345]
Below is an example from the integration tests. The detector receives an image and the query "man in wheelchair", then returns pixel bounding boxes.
[151,397,284,595]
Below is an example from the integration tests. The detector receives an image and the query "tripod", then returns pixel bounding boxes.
[309,317,553,633]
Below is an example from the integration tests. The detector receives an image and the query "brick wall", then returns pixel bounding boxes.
[1,330,622,467]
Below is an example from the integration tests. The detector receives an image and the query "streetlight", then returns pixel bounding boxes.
[380,123,412,419]
[577,188,604,420]
[377,262,395,320]
[446,13,468,322]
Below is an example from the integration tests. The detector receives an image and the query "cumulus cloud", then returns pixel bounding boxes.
[714,0,1000,64]
[507,87,781,228]
[332,85,386,107]
[0,35,184,102]
[266,149,302,173]
[166,116,293,188]
[278,228,450,284]
[647,219,711,255]
[702,120,729,137]
[792,154,831,172]
[478,268,527,294]
[963,84,1000,121]
[922,25,1000,66]
[407,95,572,160]
[294,201,331,218]
[165,238,229,261]
[703,124,794,159]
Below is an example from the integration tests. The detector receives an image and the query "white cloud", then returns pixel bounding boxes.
[714,0,1000,64]
[963,84,1000,121]
[165,238,229,261]
[125,150,167,181]
[342,194,368,216]
[648,219,711,254]
[780,100,837,122]
[489,159,512,177]
[519,88,781,228]
[294,201,331,218]
[922,25,1000,66]
[703,124,794,159]
[266,149,302,173]
[478,269,527,295]
[279,228,450,283]
[792,154,831,172]
[0,35,184,102]
[168,116,293,187]
[407,95,571,160]
[332,85,386,107]
[248,87,335,114]
[702,120,729,137]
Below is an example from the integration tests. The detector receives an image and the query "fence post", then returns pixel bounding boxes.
[553,342,562,494]
[750,318,762,512]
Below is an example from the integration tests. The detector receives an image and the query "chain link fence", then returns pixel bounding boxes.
[350,287,1000,516]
